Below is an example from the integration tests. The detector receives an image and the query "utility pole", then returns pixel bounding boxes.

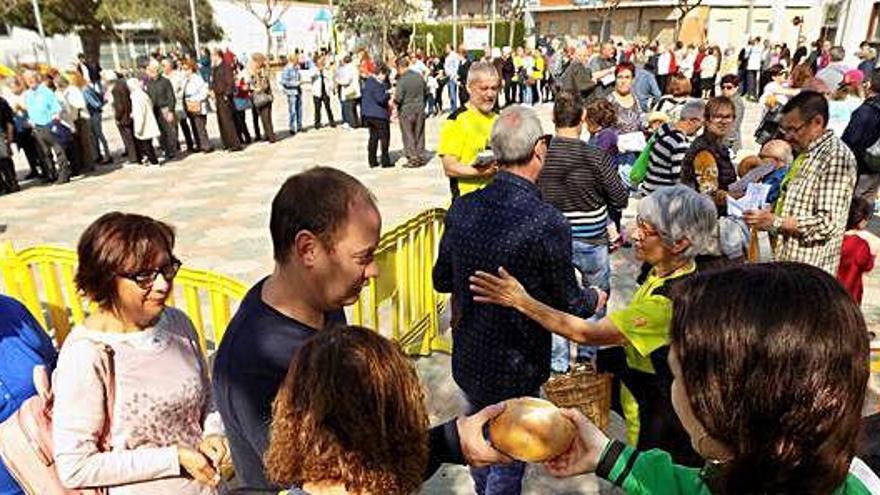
[491,0,497,49]
[453,0,458,49]
[31,0,52,65]
[189,0,201,55]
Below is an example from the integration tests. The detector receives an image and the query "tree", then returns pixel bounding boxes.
[232,0,291,57]
[0,0,223,65]
[335,0,413,58]
[502,0,527,49]
[673,0,704,39]
[594,0,621,42]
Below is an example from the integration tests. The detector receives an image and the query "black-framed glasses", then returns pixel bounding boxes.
[780,121,808,136]
[535,134,553,148]
[118,257,182,290]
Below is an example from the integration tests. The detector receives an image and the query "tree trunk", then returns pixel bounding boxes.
[508,17,516,48]
[382,25,388,61]
[79,30,103,64]
[265,25,272,58]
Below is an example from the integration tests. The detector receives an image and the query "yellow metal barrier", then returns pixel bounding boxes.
[352,208,452,356]
[0,241,247,353]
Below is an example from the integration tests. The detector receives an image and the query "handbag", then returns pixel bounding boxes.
[629,132,657,186]
[0,342,115,495]
[185,99,203,114]
[233,96,252,112]
[252,92,273,109]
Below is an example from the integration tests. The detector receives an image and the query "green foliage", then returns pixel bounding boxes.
[335,0,414,38]
[0,0,223,55]
[408,21,525,56]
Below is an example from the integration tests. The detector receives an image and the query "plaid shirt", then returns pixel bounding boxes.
[776,129,857,273]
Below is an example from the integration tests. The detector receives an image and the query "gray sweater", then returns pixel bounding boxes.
[394,70,427,116]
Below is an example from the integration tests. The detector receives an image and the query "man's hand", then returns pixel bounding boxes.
[543,409,610,478]
[591,287,608,314]
[457,403,514,467]
[744,208,774,231]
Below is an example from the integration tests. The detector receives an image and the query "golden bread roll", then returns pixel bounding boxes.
[488,397,576,462]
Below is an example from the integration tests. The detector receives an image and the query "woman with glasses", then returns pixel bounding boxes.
[469,185,717,467]
[681,96,738,215]
[52,212,229,494]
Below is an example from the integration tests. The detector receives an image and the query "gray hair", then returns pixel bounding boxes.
[679,99,705,120]
[467,61,499,87]
[491,105,543,166]
[637,185,717,259]
[830,46,845,62]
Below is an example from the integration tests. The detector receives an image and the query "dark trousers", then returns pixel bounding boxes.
[154,107,178,158]
[399,111,425,165]
[251,106,262,140]
[89,113,110,161]
[135,137,158,164]
[73,117,95,173]
[187,113,212,151]
[15,129,46,177]
[116,121,138,163]
[214,93,242,151]
[746,70,759,99]
[656,74,669,94]
[364,117,390,167]
[313,95,335,128]
[33,125,71,182]
[0,157,19,193]
[178,111,194,151]
[254,103,275,142]
[504,79,515,106]
[459,84,470,106]
[341,99,359,128]
[233,109,252,144]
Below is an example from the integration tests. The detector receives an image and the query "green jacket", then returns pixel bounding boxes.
[597,440,880,494]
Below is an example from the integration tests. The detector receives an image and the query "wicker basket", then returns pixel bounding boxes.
[543,364,613,431]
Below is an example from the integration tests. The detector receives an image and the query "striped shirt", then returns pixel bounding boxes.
[538,136,629,244]
[641,123,690,195]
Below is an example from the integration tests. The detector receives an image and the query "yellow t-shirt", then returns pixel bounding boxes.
[608,262,696,374]
[437,105,498,198]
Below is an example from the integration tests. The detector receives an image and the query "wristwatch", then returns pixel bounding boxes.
[770,215,784,235]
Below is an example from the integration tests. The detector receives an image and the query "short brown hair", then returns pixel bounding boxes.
[789,63,815,89]
[264,325,429,493]
[666,73,692,97]
[75,212,175,309]
[270,167,376,264]
[585,99,617,129]
[705,95,736,120]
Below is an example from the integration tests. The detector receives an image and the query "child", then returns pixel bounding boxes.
[426,73,439,116]
[837,197,876,305]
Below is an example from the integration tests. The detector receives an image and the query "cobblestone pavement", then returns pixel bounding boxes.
[1,96,877,494]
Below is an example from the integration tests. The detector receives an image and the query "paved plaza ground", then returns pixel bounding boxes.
[1,94,878,494]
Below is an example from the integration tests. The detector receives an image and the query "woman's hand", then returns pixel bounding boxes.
[198,434,230,470]
[469,266,528,310]
[178,445,219,486]
[543,409,611,478]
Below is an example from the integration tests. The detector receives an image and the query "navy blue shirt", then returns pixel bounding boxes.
[212,278,345,490]
[361,76,391,121]
[0,295,57,495]
[842,96,880,175]
[433,171,597,407]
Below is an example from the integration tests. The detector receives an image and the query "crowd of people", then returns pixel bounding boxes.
[1,32,880,495]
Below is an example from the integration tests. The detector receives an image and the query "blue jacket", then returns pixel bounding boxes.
[0,295,57,495]
[842,96,880,175]
[634,68,661,113]
[361,76,390,121]
[279,63,301,96]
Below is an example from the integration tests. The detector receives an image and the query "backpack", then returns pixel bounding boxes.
[0,342,115,495]
[862,101,880,173]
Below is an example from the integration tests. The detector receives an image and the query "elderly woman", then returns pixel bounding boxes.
[111,78,138,164]
[127,78,161,165]
[470,185,717,465]
[248,54,275,143]
[544,263,880,493]
[52,212,229,493]
[264,325,429,494]
[607,62,643,136]
[181,60,213,153]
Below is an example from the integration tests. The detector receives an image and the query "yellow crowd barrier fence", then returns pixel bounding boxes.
[0,208,452,357]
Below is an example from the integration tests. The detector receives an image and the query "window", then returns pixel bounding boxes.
[0,23,9,38]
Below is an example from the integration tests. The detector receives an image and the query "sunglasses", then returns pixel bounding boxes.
[721,84,736,90]
[118,257,182,290]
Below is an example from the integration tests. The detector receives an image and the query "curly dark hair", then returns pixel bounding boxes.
[671,263,869,494]
[264,325,429,494]
[75,212,175,310]
[585,99,618,130]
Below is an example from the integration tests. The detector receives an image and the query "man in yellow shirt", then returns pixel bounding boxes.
[437,61,501,198]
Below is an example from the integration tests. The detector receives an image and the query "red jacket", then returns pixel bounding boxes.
[837,233,875,304]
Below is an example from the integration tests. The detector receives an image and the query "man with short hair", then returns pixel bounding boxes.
[558,47,596,101]
[214,167,510,490]
[641,99,705,195]
[438,61,501,198]
[588,42,618,100]
[22,70,71,183]
[146,60,178,160]
[842,71,880,202]
[434,105,601,495]
[395,56,428,168]
[539,91,627,373]
[816,46,849,90]
[745,91,857,273]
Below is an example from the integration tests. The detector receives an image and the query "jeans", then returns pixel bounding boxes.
[447,79,459,111]
[466,394,529,495]
[286,92,303,133]
[521,83,533,105]
[89,112,110,160]
[551,241,610,373]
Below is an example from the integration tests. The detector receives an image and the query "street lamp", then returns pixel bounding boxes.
[189,0,201,55]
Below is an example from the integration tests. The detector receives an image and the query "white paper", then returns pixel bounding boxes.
[617,132,647,153]
[600,73,615,86]
[726,182,771,218]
